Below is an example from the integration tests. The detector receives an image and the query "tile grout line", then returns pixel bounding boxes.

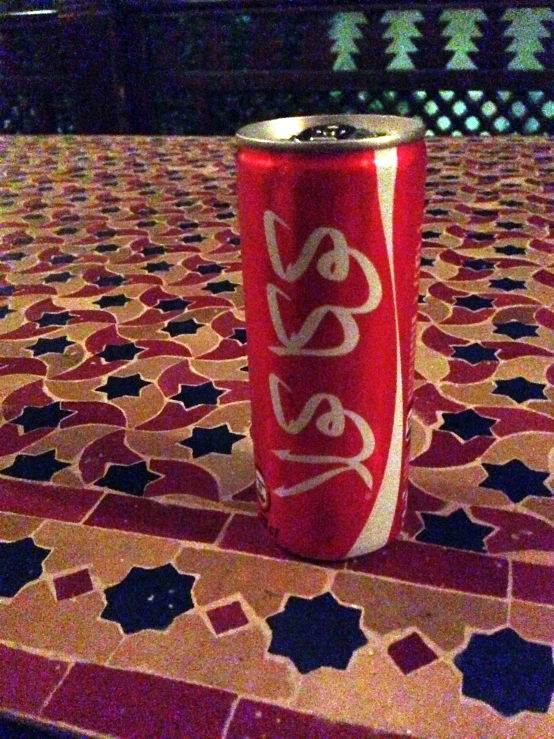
[38,660,74,716]
[77,491,107,525]
[213,511,236,548]
[220,695,240,739]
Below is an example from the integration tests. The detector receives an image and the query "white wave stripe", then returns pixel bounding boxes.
[348,146,404,557]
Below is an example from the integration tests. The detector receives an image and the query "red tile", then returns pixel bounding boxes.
[42,662,235,739]
[0,644,68,713]
[207,601,249,635]
[348,540,509,598]
[387,632,438,675]
[0,478,102,522]
[512,561,554,606]
[54,569,94,601]
[226,699,410,739]
[219,513,293,560]
[84,493,228,543]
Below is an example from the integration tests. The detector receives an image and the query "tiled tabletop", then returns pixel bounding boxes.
[0,135,553,739]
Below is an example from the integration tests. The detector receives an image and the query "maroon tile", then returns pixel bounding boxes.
[84,493,228,543]
[512,561,554,606]
[219,513,291,560]
[0,479,101,522]
[348,540,509,598]
[54,568,94,601]
[207,600,249,635]
[226,699,410,739]
[387,632,438,675]
[42,662,235,739]
[0,644,68,713]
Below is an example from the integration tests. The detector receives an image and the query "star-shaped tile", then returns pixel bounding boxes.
[454,628,554,716]
[180,424,245,458]
[420,256,435,267]
[171,381,226,409]
[101,563,196,634]
[145,261,172,273]
[12,401,74,432]
[454,295,494,312]
[36,311,74,327]
[452,343,498,364]
[0,286,16,296]
[267,592,368,674]
[440,409,496,441]
[1,449,70,481]
[143,245,166,256]
[464,259,495,271]
[51,254,76,265]
[465,231,493,242]
[489,277,526,292]
[96,243,119,253]
[203,280,238,294]
[493,377,547,403]
[96,374,151,400]
[94,294,131,309]
[97,461,161,496]
[422,230,441,240]
[157,297,191,312]
[495,245,525,255]
[196,263,224,275]
[179,221,199,231]
[0,537,51,597]
[416,508,494,552]
[497,220,523,231]
[98,342,143,363]
[480,459,551,503]
[163,318,204,337]
[2,251,25,262]
[493,321,538,340]
[0,305,14,319]
[96,274,126,287]
[229,327,247,344]
[45,272,71,284]
[28,336,75,357]
[182,234,206,244]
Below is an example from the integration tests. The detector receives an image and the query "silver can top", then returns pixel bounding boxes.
[236,114,425,151]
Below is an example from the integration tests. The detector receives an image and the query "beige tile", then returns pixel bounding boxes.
[523,497,554,524]
[0,512,44,542]
[415,341,451,384]
[510,601,554,645]
[410,465,509,507]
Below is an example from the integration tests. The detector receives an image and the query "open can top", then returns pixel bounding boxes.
[236,114,426,152]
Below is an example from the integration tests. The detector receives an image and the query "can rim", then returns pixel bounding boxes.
[236,114,425,151]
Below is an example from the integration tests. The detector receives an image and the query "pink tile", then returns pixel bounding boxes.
[387,632,438,675]
[84,493,228,543]
[348,540,508,598]
[0,644,68,713]
[42,662,235,739]
[207,601,249,635]
[0,478,101,522]
[226,699,409,739]
[54,569,94,601]
[512,561,554,606]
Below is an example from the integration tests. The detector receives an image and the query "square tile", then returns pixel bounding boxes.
[0,644,68,713]
[387,632,438,675]
[207,600,249,635]
[512,561,554,606]
[54,569,94,601]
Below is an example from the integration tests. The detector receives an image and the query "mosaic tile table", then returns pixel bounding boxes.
[0,135,553,739]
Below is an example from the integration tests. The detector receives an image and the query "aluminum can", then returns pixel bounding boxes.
[236,114,426,560]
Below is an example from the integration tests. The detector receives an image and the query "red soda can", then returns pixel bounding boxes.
[236,115,426,560]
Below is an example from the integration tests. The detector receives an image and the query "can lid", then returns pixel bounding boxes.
[236,114,425,151]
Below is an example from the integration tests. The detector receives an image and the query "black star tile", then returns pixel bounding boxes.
[163,318,204,337]
[196,263,224,275]
[0,537,51,597]
[454,628,554,716]
[180,424,245,458]
[227,236,241,246]
[96,374,151,400]
[230,328,247,344]
[101,563,196,634]
[51,254,76,265]
[452,343,498,365]
[94,294,130,309]
[454,295,494,312]
[466,231,494,242]
[203,280,238,294]
[96,243,119,253]
[157,297,191,312]
[0,286,15,296]
[182,234,206,244]
[418,294,426,304]
[96,275,126,287]
[36,311,74,327]
[423,230,443,240]
[489,277,526,292]
[2,251,25,262]
[171,381,226,409]
[28,336,74,357]
[145,261,172,273]
[98,342,143,362]
[416,508,494,552]
[97,461,161,496]
[267,592,367,674]
[464,259,495,271]
[95,228,117,239]
[179,221,199,231]
[480,459,551,503]
[1,449,70,482]
[143,245,166,256]
[493,321,538,340]
[495,245,525,255]
[12,401,74,433]
[0,305,14,320]
[497,221,523,231]
[440,409,496,441]
[44,272,71,284]
[420,256,435,267]
[426,208,449,216]
[493,377,547,403]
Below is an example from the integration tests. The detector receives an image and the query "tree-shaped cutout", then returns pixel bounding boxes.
[381,10,423,70]
[441,9,487,69]
[504,8,554,70]
[329,12,367,70]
